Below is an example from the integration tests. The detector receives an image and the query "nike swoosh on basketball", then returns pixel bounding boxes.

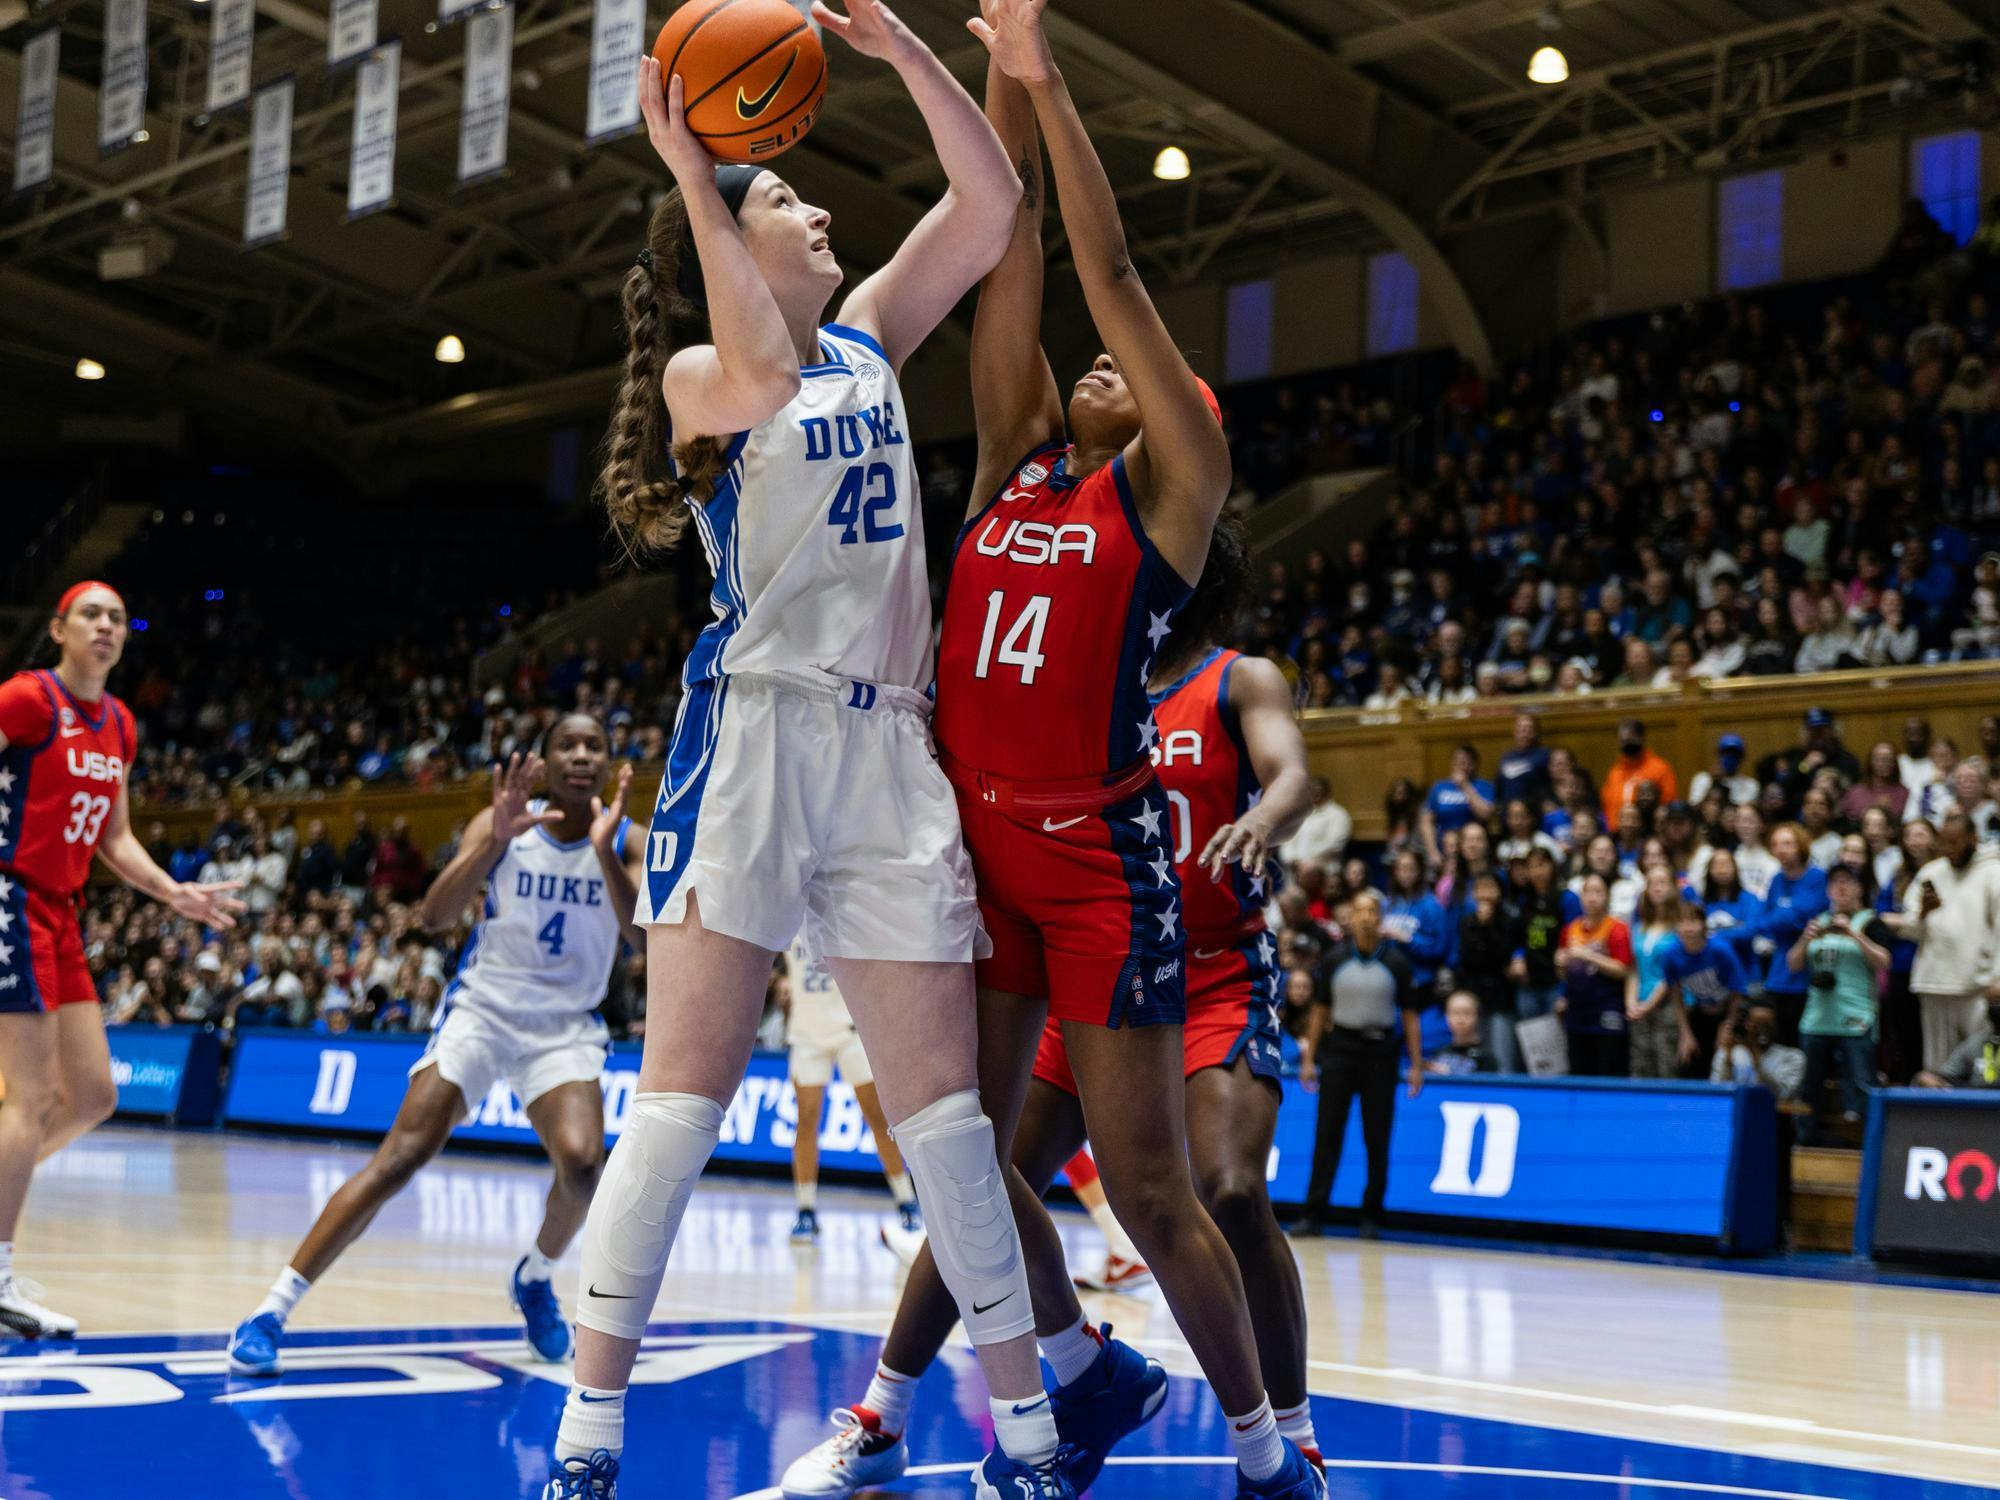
[971,1291,1016,1315]
[1042,815,1087,832]
[586,1284,636,1299]
[735,48,798,119]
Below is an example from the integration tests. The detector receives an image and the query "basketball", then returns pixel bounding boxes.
[652,0,827,164]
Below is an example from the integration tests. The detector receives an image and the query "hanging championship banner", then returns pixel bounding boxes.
[244,78,295,248]
[585,0,644,144]
[346,40,400,220]
[12,28,59,195]
[207,0,256,115]
[98,0,149,157]
[328,0,379,71]
[457,3,513,186]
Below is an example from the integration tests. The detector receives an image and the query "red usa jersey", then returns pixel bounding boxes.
[1150,648,1266,943]
[0,670,135,898]
[935,445,1192,781]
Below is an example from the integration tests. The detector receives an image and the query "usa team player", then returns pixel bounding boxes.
[229,716,642,1376]
[785,528,1322,1496]
[546,3,1062,1495]
[0,581,245,1338]
[793,3,1320,1495]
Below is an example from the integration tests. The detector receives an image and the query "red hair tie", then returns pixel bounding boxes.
[56,580,125,619]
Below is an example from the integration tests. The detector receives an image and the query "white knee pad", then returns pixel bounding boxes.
[574,1091,722,1340]
[889,1090,1034,1345]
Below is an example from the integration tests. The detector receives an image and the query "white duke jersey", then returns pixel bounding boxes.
[786,935,855,1050]
[675,323,931,693]
[440,804,633,1027]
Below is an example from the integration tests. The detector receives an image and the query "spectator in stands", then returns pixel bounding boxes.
[1294,892,1425,1238]
[295,819,337,896]
[1794,597,1858,674]
[1689,732,1758,810]
[1739,597,1796,676]
[1843,744,1910,824]
[1625,867,1686,1079]
[1420,745,1494,867]
[340,813,375,902]
[1855,589,1919,666]
[1495,713,1551,809]
[1748,822,1831,1041]
[1789,866,1890,1143]
[1558,871,1633,1077]
[1903,811,2000,1072]
[1761,709,1861,802]
[1913,997,2000,1089]
[1656,901,1749,1076]
[1800,788,1842,870]
[1454,872,1519,1073]
[1900,718,1939,797]
[245,833,287,919]
[1279,776,1352,869]
[1381,850,1451,1003]
[1601,718,1677,823]
[1510,847,1571,1032]
[1427,991,1496,1076]
[1710,1004,1804,1101]
[370,816,426,903]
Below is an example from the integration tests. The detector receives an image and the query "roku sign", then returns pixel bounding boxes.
[1904,1147,1999,1202]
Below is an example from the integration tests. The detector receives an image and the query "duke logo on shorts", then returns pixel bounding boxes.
[414,802,630,1118]
[640,323,985,966]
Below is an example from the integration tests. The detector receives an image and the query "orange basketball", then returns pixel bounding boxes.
[652,0,827,165]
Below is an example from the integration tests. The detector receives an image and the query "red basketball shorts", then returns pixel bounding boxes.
[0,875,95,1013]
[949,769,1185,1030]
[1032,927,1283,1093]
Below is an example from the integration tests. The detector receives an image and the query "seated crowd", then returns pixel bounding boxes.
[1270,707,2000,1139]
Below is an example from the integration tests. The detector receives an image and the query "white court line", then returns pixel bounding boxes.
[1305,1358,2000,1462]
[728,1457,1853,1500]
[0,1332,811,1372]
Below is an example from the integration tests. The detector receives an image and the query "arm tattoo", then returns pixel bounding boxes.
[1017,150,1039,215]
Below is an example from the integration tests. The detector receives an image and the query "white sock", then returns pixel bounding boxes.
[1040,1314,1104,1388]
[989,1392,1058,1466]
[796,1181,817,1211]
[254,1266,312,1325]
[1273,1399,1318,1455]
[1086,1200,1143,1264]
[859,1361,917,1436]
[1229,1399,1285,1482]
[519,1247,554,1283]
[555,1384,626,1463]
[886,1172,915,1207]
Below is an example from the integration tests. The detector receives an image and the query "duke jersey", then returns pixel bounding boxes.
[0,670,135,898]
[934,445,1193,782]
[441,803,632,1027]
[1151,649,1267,943]
[676,323,931,693]
[785,935,855,1050]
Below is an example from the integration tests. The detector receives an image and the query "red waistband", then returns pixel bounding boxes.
[1188,916,1269,950]
[939,750,1157,816]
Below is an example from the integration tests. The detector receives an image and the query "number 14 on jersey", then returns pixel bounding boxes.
[973,591,1051,684]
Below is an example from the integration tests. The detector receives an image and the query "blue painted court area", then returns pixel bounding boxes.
[0,1321,1988,1499]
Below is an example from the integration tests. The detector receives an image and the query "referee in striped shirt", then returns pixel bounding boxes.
[1292,891,1427,1238]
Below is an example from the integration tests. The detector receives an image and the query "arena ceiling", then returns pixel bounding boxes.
[1,0,1996,452]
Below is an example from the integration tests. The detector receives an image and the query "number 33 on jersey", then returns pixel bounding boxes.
[935,445,1193,783]
[0,669,136,899]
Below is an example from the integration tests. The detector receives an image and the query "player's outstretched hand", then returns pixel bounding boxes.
[1199,818,1270,882]
[168,879,248,930]
[812,0,918,62]
[967,0,1052,86]
[639,57,716,186]
[590,763,633,853]
[492,752,563,841]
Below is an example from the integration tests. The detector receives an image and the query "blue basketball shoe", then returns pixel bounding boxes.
[227,1312,284,1378]
[511,1256,574,1362]
[1236,1440,1327,1498]
[541,1448,618,1498]
[1050,1325,1168,1491]
[973,1447,1078,1499]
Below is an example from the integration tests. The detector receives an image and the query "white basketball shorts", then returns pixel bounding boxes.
[788,1028,872,1090]
[637,669,987,965]
[410,1003,610,1122]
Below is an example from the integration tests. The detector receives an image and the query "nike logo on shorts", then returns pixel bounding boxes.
[1042,816,1087,832]
[587,1284,636,1299]
[1193,946,1228,960]
[971,1290,1016,1316]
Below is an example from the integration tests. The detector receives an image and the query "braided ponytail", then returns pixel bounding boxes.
[598,190,731,557]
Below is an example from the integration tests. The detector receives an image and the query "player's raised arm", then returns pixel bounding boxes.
[1197,658,1312,881]
[824,0,1022,370]
[965,52,1066,514]
[978,0,1231,559]
[419,756,559,933]
[589,763,647,949]
[641,58,804,438]
[95,780,246,929]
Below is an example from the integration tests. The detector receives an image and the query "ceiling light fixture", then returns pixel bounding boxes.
[75,357,106,381]
[1529,5,1568,84]
[434,334,466,364]
[1153,145,1191,181]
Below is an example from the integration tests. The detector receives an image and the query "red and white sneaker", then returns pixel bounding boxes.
[1073,1254,1154,1293]
[779,1407,908,1498]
